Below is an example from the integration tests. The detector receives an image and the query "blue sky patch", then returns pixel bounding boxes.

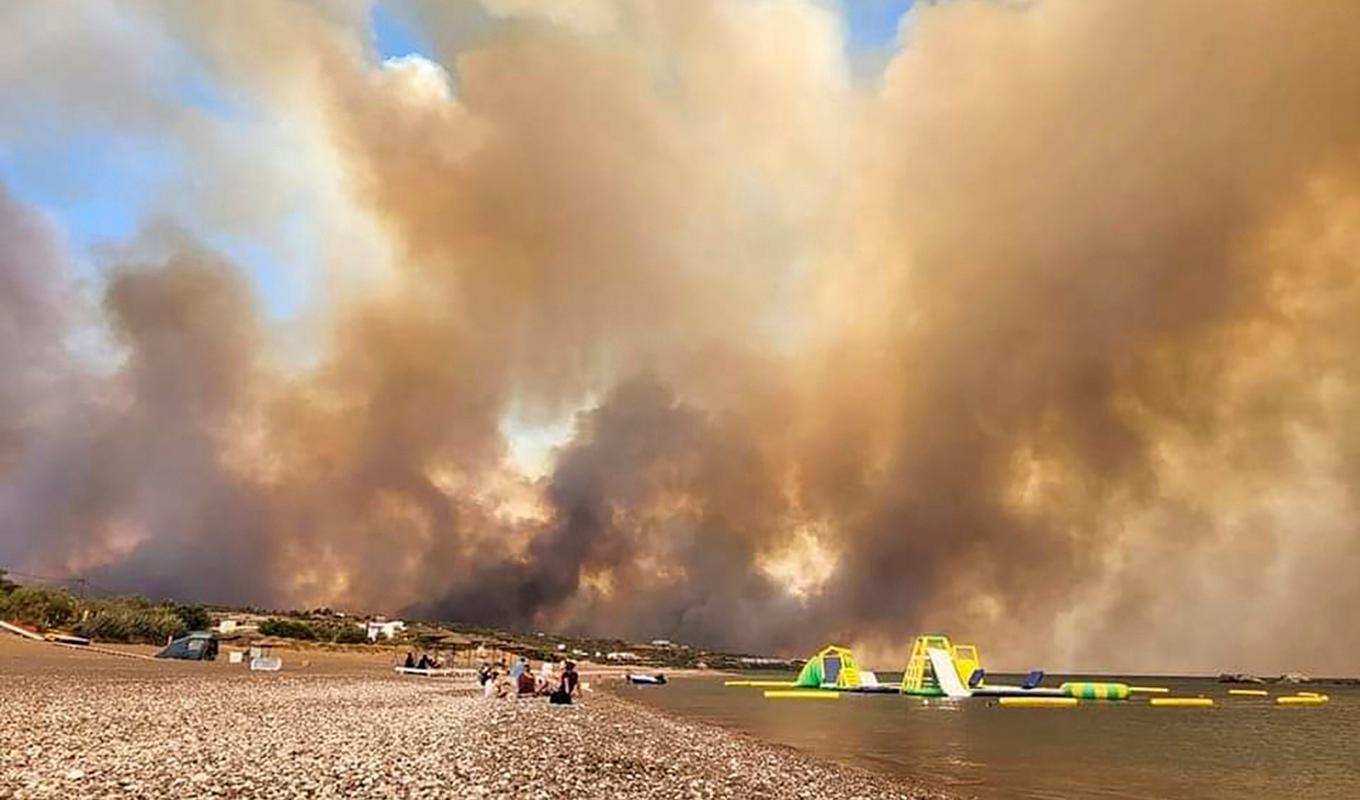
[372,1,434,61]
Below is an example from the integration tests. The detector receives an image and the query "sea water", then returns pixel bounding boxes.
[620,675,1360,799]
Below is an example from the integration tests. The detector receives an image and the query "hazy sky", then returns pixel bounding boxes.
[0,1,912,316]
[3,0,1359,676]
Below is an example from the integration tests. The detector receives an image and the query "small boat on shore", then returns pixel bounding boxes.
[394,666,457,677]
[625,672,667,686]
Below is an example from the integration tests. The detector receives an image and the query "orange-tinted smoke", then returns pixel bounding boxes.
[3,0,1360,673]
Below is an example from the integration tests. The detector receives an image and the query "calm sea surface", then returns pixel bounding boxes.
[619,674,1359,799]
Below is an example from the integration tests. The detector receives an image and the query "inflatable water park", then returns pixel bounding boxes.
[725,635,1331,707]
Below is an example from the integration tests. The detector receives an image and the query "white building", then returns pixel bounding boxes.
[606,651,640,661]
[366,619,406,641]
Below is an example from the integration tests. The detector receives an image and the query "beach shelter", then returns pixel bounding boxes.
[794,645,862,689]
[156,631,219,661]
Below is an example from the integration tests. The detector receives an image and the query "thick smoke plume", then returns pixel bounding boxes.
[3,0,1360,673]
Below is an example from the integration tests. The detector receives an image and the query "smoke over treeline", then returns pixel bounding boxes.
[3,0,1360,673]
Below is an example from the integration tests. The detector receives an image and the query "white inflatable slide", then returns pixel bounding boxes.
[926,647,973,698]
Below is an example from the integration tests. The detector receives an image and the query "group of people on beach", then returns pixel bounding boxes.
[402,651,438,670]
[478,656,581,704]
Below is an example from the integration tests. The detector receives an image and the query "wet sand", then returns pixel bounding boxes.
[0,637,955,799]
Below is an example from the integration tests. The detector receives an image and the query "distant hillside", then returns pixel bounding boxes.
[0,571,798,670]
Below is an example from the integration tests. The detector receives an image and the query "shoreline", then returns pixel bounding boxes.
[0,636,958,799]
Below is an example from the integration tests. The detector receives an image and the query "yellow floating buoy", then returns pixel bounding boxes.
[999,697,1079,708]
[1061,682,1130,700]
[1228,689,1269,697]
[763,690,840,699]
[1150,697,1214,708]
[1129,686,1169,694]
[1277,694,1328,706]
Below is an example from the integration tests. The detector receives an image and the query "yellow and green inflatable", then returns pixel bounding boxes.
[795,645,863,689]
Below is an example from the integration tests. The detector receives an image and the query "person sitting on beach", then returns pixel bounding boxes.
[550,661,580,705]
[404,652,416,669]
[517,667,536,697]
[483,669,500,698]
[476,662,492,686]
[416,653,432,670]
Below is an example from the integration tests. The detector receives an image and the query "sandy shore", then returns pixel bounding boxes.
[0,636,955,799]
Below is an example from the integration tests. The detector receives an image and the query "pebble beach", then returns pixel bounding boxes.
[0,638,955,799]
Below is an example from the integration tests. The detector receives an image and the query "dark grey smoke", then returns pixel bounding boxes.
[415,377,807,653]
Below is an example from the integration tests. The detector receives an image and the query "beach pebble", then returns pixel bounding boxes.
[1,659,955,799]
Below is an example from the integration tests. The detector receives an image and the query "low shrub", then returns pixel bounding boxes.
[0,579,220,644]
[73,602,188,644]
[332,625,370,645]
[258,618,319,640]
[0,586,78,630]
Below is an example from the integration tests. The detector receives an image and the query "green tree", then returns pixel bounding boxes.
[173,603,211,632]
[0,569,18,594]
